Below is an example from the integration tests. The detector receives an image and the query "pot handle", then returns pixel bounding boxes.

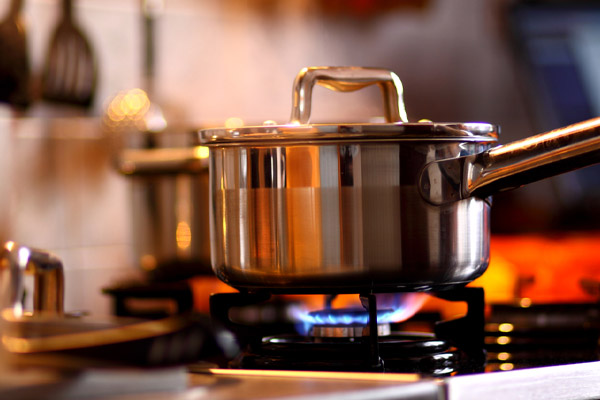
[117,146,209,175]
[0,241,64,316]
[289,66,409,124]
[419,117,600,206]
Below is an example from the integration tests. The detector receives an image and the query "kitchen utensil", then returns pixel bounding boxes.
[198,66,600,293]
[41,0,97,108]
[0,241,64,315]
[117,146,212,281]
[0,0,31,109]
[133,0,167,134]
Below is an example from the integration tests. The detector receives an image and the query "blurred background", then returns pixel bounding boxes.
[1,0,600,314]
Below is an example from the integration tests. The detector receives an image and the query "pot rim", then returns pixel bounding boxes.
[198,122,499,147]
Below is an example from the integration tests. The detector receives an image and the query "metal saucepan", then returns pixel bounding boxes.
[117,146,212,281]
[198,66,600,294]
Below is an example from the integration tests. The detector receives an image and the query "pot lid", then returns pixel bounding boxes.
[198,67,499,146]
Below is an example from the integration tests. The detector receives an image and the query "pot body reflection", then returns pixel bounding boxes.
[208,140,492,293]
[132,172,211,280]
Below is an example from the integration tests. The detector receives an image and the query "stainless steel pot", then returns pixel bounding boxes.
[198,66,600,293]
[117,146,212,281]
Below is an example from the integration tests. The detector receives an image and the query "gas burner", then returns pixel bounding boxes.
[230,332,461,376]
[209,288,487,375]
[307,308,393,338]
[311,324,391,339]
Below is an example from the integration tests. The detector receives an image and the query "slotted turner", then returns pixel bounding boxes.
[41,0,97,108]
[0,0,31,108]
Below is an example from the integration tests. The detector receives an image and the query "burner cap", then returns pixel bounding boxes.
[311,323,391,338]
[307,308,393,338]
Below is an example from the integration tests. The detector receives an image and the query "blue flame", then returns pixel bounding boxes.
[291,293,428,335]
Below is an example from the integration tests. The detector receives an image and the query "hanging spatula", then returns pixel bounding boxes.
[0,0,31,109]
[41,0,97,108]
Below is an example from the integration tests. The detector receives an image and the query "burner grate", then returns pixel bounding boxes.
[209,287,487,375]
[234,333,460,375]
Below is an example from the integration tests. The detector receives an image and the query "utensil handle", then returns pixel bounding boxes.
[420,117,600,205]
[9,0,23,17]
[474,117,600,197]
[117,147,209,175]
[289,66,409,124]
[0,242,64,315]
[62,0,71,17]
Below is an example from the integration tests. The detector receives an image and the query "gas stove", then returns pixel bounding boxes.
[209,288,486,376]
[103,278,600,399]
[180,286,600,400]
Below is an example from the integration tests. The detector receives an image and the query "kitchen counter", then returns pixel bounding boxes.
[33,361,600,400]
[113,370,443,400]
[0,366,441,400]
[0,366,187,400]
[446,361,600,400]
[5,361,600,400]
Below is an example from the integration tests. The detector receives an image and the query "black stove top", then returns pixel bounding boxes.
[485,302,600,371]
[103,280,600,377]
[209,287,488,376]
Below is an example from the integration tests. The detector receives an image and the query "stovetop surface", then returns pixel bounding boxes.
[102,284,600,399]
[180,361,600,400]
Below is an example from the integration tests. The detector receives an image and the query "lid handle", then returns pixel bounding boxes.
[289,66,409,125]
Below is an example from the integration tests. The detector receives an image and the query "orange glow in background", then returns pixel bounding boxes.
[474,233,600,304]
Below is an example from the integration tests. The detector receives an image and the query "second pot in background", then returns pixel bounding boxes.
[118,146,211,281]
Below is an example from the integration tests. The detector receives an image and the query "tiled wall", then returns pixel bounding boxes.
[0,116,135,315]
[0,0,533,315]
